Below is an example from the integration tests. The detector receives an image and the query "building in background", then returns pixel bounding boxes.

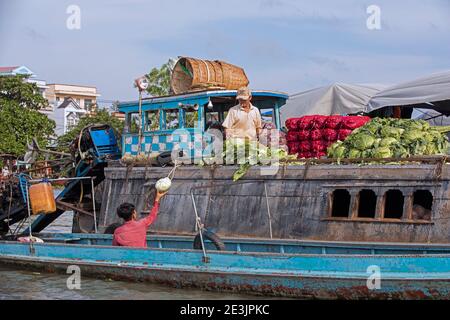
[1,65,107,136]
[45,84,99,113]
[0,65,49,98]
[47,97,88,136]
[111,111,125,121]
[45,84,101,135]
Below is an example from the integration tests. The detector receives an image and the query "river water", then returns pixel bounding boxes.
[0,212,264,300]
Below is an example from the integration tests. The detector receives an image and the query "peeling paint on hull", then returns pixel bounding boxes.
[1,238,450,299]
[0,257,449,299]
[98,164,450,243]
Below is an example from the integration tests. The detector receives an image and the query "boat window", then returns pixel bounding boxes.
[126,112,140,134]
[145,110,160,131]
[384,190,404,219]
[260,108,275,125]
[330,189,351,218]
[184,110,198,128]
[205,112,220,130]
[357,189,377,218]
[413,190,433,221]
[164,109,179,130]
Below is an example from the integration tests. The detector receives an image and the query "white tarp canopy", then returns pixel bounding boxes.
[367,70,450,114]
[280,83,386,124]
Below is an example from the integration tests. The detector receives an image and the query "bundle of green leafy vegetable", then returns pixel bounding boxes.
[327,118,450,160]
[222,138,298,181]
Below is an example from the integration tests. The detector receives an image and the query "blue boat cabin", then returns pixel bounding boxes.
[118,90,288,159]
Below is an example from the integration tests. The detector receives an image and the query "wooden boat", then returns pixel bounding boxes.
[1,233,450,299]
[2,89,450,299]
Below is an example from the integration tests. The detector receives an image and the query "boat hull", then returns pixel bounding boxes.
[97,163,450,244]
[1,235,450,299]
[1,255,449,299]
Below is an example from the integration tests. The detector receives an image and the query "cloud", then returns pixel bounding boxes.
[0,0,448,101]
[251,52,443,94]
[23,27,47,41]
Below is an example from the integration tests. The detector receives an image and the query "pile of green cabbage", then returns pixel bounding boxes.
[223,138,298,181]
[327,118,450,160]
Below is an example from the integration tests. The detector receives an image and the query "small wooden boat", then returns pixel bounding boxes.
[1,233,450,299]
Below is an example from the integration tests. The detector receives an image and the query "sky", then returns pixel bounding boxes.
[0,0,449,104]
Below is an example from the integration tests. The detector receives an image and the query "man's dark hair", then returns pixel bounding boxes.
[117,203,135,221]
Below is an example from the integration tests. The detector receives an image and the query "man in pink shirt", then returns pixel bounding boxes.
[112,191,166,248]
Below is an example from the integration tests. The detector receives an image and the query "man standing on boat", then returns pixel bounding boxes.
[222,87,262,141]
[112,190,167,248]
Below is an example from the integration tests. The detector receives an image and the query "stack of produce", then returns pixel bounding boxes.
[222,138,298,181]
[327,118,450,160]
[286,115,371,159]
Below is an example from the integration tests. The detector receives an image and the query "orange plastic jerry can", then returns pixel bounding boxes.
[29,182,56,215]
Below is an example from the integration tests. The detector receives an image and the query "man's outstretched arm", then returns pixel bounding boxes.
[142,191,167,227]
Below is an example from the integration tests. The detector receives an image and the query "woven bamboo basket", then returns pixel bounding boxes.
[170,57,249,94]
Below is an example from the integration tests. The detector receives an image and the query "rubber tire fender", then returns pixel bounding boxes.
[104,222,123,234]
[193,229,225,251]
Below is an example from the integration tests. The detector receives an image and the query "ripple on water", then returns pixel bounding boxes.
[0,266,271,300]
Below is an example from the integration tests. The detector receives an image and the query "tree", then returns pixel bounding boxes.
[110,100,120,112]
[0,75,55,157]
[0,75,48,110]
[145,59,176,97]
[57,109,124,152]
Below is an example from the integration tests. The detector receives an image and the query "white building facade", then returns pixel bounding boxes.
[1,65,101,136]
[0,65,49,98]
[44,84,100,136]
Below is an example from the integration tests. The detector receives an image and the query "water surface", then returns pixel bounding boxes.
[4,212,268,300]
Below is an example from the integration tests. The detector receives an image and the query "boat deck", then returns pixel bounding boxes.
[35,233,450,256]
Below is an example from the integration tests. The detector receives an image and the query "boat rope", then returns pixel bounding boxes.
[302,160,311,180]
[124,161,135,187]
[79,180,84,204]
[90,177,98,233]
[78,128,88,160]
[7,182,13,232]
[166,160,180,180]
[24,179,34,253]
[11,218,26,236]
[203,165,217,225]
[190,191,209,263]
[264,181,274,239]
[281,161,287,178]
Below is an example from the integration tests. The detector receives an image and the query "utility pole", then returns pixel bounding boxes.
[134,76,149,154]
